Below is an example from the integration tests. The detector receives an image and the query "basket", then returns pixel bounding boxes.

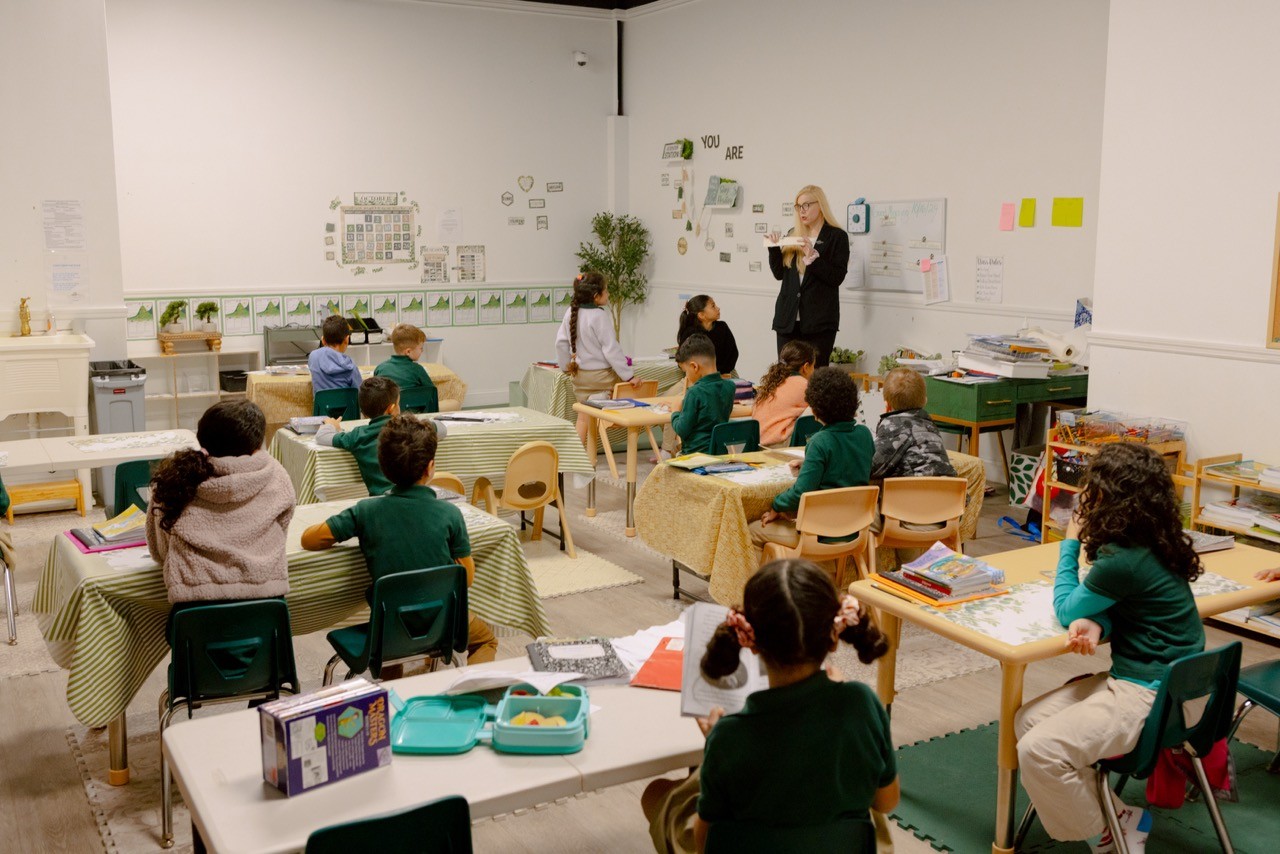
[1054,453,1088,487]
[218,370,248,392]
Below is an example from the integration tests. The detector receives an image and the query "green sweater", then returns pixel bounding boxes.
[772,421,874,514]
[670,374,736,455]
[373,354,436,390]
[332,414,394,495]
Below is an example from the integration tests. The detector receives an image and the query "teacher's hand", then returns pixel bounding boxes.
[765,231,780,244]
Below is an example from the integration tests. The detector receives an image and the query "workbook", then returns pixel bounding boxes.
[526,637,629,683]
[679,603,768,717]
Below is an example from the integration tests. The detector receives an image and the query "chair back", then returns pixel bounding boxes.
[428,472,466,497]
[500,441,560,511]
[880,476,967,525]
[1105,642,1243,779]
[789,415,822,447]
[709,420,761,455]
[706,817,873,853]
[796,486,879,546]
[313,387,360,419]
[400,385,440,414]
[112,457,162,515]
[366,566,469,675]
[306,795,473,854]
[167,599,299,710]
[613,380,658,399]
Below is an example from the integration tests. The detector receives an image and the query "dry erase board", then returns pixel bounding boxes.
[849,199,947,292]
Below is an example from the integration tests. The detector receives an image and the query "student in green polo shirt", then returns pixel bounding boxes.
[1014,442,1206,851]
[749,366,874,550]
[642,558,897,850]
[374,323,437,392]
[300,414,497,664]
[669,333,735,455]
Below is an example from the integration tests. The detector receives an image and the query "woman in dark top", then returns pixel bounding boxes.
[765,184,850,367]
[677,294,738,376]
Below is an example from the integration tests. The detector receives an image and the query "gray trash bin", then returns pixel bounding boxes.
[89,360,147,513]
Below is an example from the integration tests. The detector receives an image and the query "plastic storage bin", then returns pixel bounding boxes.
[389,683,589,756]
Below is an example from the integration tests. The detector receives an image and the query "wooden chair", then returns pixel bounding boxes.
[761,486,879,589]
[874,476,967,557]
[472,441,576,558]
[428,471,466,497]
[598,380,659,479]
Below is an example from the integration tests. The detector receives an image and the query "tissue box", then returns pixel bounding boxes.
[259,679,391,796]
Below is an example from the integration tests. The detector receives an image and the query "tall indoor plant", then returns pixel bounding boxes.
[574,212,652,339]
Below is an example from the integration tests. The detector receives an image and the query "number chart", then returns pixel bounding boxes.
[341,205,415,265]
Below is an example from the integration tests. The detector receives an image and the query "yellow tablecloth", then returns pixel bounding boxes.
[247,363,466,435]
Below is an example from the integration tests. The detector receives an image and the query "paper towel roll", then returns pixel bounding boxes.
[1037,329,1078,361]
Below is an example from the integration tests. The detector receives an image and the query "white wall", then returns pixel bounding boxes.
[106,0,618,402]
[1089,0,1280,462]
[622,0,1110,395]
[0,0,126,357]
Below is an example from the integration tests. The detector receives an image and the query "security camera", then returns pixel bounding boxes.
[573,51,588,68]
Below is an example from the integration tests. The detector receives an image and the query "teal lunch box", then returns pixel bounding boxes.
[389,683,589,756]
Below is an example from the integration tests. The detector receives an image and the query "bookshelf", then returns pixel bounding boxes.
[131,348,261,431]
[1191,454,1280,547]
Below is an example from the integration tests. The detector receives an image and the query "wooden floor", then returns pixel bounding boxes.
[2,476,1277,853]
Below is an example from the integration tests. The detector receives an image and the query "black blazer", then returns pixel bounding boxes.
[767,222,850,335]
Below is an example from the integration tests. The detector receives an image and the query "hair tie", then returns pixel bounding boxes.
[833,595,863,632]
[725,609,755,648]
[575,273,584,282]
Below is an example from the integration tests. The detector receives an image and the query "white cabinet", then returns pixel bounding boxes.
[130,349,261,430]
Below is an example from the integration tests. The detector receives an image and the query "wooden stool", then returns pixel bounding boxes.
[5,479,85,524]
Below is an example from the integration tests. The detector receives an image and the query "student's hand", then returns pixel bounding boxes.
[696,707,725,738]
[1065,512,1082,541]
[760,509,782,526]
[1256,568,1280,582]
[323,417,341,430]
[788,460,802,475]
[629,375,644,388]
[1065,618,1103,655]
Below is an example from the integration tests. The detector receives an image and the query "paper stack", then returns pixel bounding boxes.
[957,334,1052,379]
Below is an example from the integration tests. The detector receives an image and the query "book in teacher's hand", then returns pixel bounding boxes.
[526,637,629,683]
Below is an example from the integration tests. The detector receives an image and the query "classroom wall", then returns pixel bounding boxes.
[621,0,1110,418]
[0,0,127,357]
[105,0,618,402]
[1087,0,1280,462]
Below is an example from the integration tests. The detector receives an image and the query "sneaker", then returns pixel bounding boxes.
[1091,807,1153,853]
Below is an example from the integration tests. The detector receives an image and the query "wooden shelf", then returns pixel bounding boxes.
[129,346,261,428]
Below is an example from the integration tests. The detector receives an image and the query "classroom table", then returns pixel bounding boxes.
[850,541,1280,854]
[270,407,594,504]
[33,498,549,785]
[574,397,754,538]
[519,358,684,422]
[164,656,705,854]
[246,363,467,436]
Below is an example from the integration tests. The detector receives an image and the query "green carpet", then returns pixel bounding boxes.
[891,722,1279,852]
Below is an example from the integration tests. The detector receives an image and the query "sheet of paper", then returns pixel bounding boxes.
[1051,197,1084,227]
[975,255,1004,303]
[999,203,1016,231]
[924,255,951,305]
[42,199,87,251]
[436,208,463,243]
[1019,198,1037,227]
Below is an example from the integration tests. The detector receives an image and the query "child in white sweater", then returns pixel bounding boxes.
[555,271,641,441]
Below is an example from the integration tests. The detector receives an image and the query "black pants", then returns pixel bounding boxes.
[777,329,838,368]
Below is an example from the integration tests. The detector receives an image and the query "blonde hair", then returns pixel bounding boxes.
[884,367,927,410]
[389,323,426,352]
[783,184,841,271]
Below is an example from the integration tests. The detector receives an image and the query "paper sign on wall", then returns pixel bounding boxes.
[975,256,1004,304]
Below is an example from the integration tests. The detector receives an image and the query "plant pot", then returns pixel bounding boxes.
[201,321,218,333]
[830,363,861,374]
[164,322,184,334]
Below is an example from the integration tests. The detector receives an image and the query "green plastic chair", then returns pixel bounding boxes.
[706,817,874,853]
[306,795,473,854]
[112,458,162,516]
[159,599,300,848]
[313,387,360,419]
[399,384,440,415]
[709,420,761,455]
[322,566,469,685]
[1,472,12,644]
[1227,658,1280,773]
[1015,642,1243,854]
[789,414,822,447]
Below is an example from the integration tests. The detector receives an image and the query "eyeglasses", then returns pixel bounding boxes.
[795,201,818,213]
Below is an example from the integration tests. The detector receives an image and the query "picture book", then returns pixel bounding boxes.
[1203,460,1266,482]
[665,453,722,470]
[630,637,684,692]
[526,637,629,683]
[679,603,768,717]
[92,504,146,544]
[901,543,1005,593]
[875,571,1009,607]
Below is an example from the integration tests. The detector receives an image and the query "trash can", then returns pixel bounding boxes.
[89,360,147,513]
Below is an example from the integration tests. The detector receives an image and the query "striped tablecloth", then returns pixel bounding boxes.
[247,363,467,435]
[271,407,595,505]
[520,359,684,422]
[33,499,549,729]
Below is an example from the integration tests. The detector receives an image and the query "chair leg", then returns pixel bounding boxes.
[554,494,576,558]
[672,560,681,600]
[4,563,16,645]
[531,505,545,541]
[1187,750,1235,853]
[1013,804,1038,850]
[1226,698,1255,742]
[1096,769,1129,854]
[322,654,342,687]
[159,702,185,849]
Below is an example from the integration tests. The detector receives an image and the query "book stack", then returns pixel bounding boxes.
[877,543,1008,606]
[1263,465,1280,488]
[957,334,1052,379]
[1204,460,1266,482]
[72,504,147,550]
[1200,493,1280,541]
[732,379,755,401]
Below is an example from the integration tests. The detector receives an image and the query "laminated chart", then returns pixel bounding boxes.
[427,293,452,327]
[478,290,503,325]
[457,245,487,283]
[529,288,553,323]
[341,200,415,265]
[420,246,448,284]
[255,297,284,330]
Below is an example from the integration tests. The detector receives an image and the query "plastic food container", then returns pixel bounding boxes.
[389,684,589,756]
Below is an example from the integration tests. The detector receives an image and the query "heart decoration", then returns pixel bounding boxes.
[518,176,534,193]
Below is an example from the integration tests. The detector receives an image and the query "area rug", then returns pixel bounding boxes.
[575,509,670,560]
[523,539,643,599]
[891,722,1279,852]
[830,621,999,692]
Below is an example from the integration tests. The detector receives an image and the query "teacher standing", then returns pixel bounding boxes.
[766,184,850,367]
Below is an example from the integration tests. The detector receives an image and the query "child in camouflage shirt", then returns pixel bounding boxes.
[870,368,956,479]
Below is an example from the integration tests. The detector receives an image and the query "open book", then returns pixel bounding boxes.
[761,234,808,250]
[680,603,768,717]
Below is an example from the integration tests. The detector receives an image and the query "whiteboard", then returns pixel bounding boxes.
[849,198,946,292]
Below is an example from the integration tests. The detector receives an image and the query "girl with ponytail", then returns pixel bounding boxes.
[751,339,816,447]
[555,271,641,442]
[676,295,738,376]
[147,400,296,605]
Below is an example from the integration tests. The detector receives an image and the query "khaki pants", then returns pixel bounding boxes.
[1014,673,1156,841]
[467,614,499,663]
[748,518,800,550]
[661,378,689,455]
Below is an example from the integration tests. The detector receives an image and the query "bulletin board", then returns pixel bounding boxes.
[849,198,947,292]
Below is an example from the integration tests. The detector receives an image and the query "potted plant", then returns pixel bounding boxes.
[194,301,219,333]
[574,212,652,341]
[830,346,865,375]
[159,300,187,334]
